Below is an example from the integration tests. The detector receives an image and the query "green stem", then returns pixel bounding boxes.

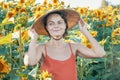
[103,43,107,80]
[80,58,83,80]
[9,43,12,67]
[9,36,12,80]
[19,27,23,72]
[110,43,114,74]
[11,58,19,68]
[18,27,23,79]
[110,25,115,75]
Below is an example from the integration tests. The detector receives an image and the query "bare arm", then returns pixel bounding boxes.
[24,28,43,66]
[24,40,43,66]
[75,19,106,58]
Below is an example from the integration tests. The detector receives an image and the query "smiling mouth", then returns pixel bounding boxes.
[53,30,60,32]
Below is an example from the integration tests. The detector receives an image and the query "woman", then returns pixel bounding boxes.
[24,9,106,80]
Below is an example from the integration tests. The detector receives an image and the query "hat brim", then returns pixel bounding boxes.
[32,9,80,35]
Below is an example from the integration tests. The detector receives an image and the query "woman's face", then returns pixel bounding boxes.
[46,14,66,40]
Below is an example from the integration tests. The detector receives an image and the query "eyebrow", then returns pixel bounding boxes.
[47,19,64,23]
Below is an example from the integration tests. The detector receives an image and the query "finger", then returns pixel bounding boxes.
[78,19,83,26]
[29,27,35,32]
[29,26,32,30]
[32,29,38,35]
[29,25,34,30]
[80,18,84,22]
[80,18,85,25]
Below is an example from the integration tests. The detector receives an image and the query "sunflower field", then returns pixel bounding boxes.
[0,0,120,80]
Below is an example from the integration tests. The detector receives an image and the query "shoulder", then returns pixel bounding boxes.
[36,43,46,54]
[37,43,45,49]
[68,42,85,52]
[69,42,83,48]
[67,42,81,54]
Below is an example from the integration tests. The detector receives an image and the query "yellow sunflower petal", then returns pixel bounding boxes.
[0,59,11,74]
[0,33,12,44]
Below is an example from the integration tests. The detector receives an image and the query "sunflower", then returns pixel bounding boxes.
[21,29,29,41]
[0,56,11,78]
[87,43,92,49]
[48,3,52,8]
[112,8,119,15]
[26,0,35,6]
[0,58,10,73]
[19,0,25,4]
[83,18,88,23]
[106,6,113,13]
[80,34,88,45]
[34,11,42,20]
[106,19,114,27]
[37,6,42,11]
[6,10,16,19]
[0,74,4,79]
[2,3,9,10]
[99,39,106,45]
[52,0,58,4]
[106,15,114,27]
[43,0,48,6]
[100,14,107,21]
[90,31,97,37]
[0,32,4,37]
[80,8,86,15]
[99,24,104,28]
[0,33,12,45]
[19,7,27,14]
[20,77,28,80]
[76,7,88,15]
[39,70,53,80]
[93,9,103,18]
[13,24,21,32]
[15,7,20,13]
[112,28,120,39]
[117,14,120,20]
[61,1,64,5]
[52,0,59,6]
[112,28,120,44]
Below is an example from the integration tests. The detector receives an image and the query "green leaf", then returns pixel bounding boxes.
[28,64,39,78]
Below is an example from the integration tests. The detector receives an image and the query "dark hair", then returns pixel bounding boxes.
[43,11,68,37]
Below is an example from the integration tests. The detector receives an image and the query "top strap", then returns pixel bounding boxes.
[68,43,73,54]
[44,44,47,55]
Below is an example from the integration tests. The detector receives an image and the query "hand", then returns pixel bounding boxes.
[78,18,88,34]
[28,26,38,40]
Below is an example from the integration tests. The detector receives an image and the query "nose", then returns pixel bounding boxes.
[54,23,59,28]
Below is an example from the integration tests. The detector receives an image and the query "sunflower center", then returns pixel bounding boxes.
[0,62,4,71]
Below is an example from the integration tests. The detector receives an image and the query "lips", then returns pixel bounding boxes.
[53,29,61,32]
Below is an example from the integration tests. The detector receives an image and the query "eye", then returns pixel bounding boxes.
[48,22,54,26]
[58,21,64,24]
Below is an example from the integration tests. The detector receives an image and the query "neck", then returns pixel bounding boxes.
[48,37,66,47]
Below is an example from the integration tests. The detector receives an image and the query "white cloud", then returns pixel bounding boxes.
[35,0,120,9]
[35,0,102,10]
[61,0,102,9]
[106,0,120,5]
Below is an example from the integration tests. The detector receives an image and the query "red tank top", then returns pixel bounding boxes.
[40,43,77,80]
